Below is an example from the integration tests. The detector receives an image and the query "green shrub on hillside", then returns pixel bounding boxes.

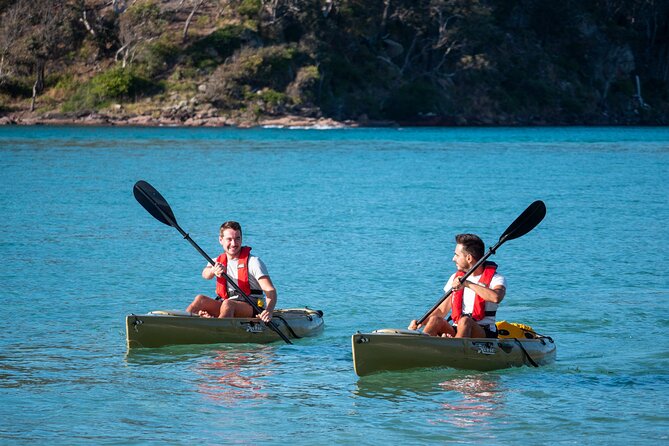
[238,0,261,18]
[138,38,181,77]
[185,25,246,70]
[255,88,286,105]
[49,75,79,101]
[205,44,301,108]
[245,88,289,114]
[62,66,161,112]
[240,45,297,85]
[286,65,320,105]
[90,67,136,98]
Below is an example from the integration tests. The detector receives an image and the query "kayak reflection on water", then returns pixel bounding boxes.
[434,376,503,428]
[353,371,503,430]
[195,347,275,404]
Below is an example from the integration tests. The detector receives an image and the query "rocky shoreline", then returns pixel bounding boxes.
[1,108,661,128]
[0,110,361,129]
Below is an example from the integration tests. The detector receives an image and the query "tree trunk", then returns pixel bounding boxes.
[322,0,334,18]
[380,0,390,35]
[182,0,203,43]
[30,59,46,112]
[81,9,96,36]
[115,43,130,67]
[30,80,38,112]
[35,59,45,93]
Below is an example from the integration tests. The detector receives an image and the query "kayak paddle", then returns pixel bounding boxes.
[417,200,546,326]
[133,180,293,345]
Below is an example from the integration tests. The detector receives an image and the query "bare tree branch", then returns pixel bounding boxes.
[24,0,74,109]
[183,0,206,43]
[0,0,29,82]
[80,9,97,36]
[117,1,164,67]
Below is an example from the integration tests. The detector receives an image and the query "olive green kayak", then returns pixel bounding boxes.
[351,328,556,376]
[126,308,324,348]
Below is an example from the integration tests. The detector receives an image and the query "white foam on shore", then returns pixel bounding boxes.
[262,124,345,130]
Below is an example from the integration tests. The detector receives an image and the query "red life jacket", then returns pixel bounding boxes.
[215,246,252,299]
[451,262,497,323]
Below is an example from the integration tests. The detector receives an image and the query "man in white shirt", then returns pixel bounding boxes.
[186,221,276,323]
[409,233,506,338]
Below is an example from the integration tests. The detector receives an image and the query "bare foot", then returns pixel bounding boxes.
[198,310,213,318]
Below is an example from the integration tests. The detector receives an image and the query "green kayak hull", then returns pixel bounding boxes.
[126,308,324,348]
[352,328,556,376]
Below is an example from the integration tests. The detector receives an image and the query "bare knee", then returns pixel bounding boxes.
[218,299,234,318]
[422,316,435,330]
[219,300,254,318]
[468,322,486,338]
[455,316,474,338]
[459,317,473,327]
[424,316,451,337]
[187,294,209,312]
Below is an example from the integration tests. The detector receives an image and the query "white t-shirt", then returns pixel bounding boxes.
[444,270,506,327]
[216,255,269,297]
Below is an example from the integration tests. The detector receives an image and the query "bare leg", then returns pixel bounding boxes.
[469,322,487,338]
[423,316,456,337]
[186,294,222,317]
[218,299,255,318]
[455,316,486,338]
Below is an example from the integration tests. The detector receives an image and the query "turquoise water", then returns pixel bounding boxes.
[1,126,668,444]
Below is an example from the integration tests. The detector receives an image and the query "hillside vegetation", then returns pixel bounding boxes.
[1,0,667,125]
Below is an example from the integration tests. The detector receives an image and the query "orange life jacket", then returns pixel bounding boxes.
[451,262,497,323]
[215,246,252,299]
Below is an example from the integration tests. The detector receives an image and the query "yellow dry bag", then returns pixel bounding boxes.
[496,321,538,339]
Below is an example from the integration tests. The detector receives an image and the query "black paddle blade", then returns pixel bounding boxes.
[133,180,178,227]
[499,200,546,243]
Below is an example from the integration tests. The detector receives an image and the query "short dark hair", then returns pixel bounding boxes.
[220,221,242,237]
[455,233,484,260]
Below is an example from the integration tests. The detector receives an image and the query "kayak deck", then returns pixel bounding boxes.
[352,328,556,376]
[126,308,324,348]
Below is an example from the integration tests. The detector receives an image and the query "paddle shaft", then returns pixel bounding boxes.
[417,237,505,325]
[134,184,293,344]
